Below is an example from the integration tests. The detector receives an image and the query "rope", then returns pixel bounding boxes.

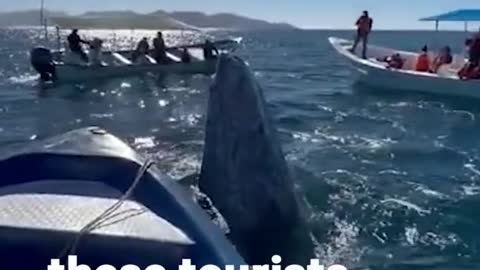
[59,159,155,259]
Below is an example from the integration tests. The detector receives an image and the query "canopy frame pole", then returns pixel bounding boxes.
[40,0,48,41]
[463,21,469,59]
[130,29,135,51]
[40,0,44,26]
[55,25,61,51]
[112,30,117,51]
[432,20,439,51]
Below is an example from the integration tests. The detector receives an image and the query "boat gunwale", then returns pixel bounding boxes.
[51,58,216,68]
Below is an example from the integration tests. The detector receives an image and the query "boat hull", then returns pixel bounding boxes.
[0,127,245,267]
[55,59,216,83]
[32,38,241,85]
[328,37,480,98]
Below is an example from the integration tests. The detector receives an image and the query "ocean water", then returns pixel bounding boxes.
[1,28,480,269]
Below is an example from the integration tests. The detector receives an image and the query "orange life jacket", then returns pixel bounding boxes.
[357,16,371,33]
[415,54,430,72]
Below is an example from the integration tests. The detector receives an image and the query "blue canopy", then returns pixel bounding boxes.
[420,9,480,22]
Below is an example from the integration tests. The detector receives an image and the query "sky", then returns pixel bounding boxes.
[2,0,480,30]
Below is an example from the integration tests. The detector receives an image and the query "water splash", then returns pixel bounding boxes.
[381,199,431,216]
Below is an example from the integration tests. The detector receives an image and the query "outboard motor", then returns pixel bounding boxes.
[30,47,56,82]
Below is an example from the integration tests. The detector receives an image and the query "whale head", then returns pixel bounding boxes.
[199,55,314,264]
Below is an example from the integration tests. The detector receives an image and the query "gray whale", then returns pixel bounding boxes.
[199,55,314,264]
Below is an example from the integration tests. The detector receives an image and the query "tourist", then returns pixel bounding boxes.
[67,29,89,62]
[153,31,168,64]
[470,65,480,79]
[415,45,430,72]
[384,53,404,69]
[459,62,480,80]
[349,10,373,59]
[181,47,191,63]
[468,30,480,68]
[203,39,219,60]
[88,37,104,66]
[431,46,453,73]
[137,37,150,54]
[132,37,150,63]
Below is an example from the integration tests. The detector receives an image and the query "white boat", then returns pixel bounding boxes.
[328,9,480,98]
[30,39,240,85]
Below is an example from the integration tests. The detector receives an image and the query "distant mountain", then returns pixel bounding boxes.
[51,11,197,31]
[0,9,298,30]
[168,11,297,30]
[80,10,139,18]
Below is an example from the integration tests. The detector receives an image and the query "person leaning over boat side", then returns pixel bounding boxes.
[153,31,169,64]
[67,29,89,62]
[181,47,191,63]
[415,45,430,72]
[203,39,219,60]
[349,10,373,59]
[431,46,452,73]
[459,32,480,78]
[469,30,480,68]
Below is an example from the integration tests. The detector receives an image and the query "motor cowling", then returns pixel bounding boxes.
[30,47,56,81]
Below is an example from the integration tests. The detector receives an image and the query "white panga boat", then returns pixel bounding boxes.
[30,38,241,85]
[328,9,480,98]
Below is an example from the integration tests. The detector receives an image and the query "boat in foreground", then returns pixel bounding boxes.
[0,54,314,267]
[30,38,240,85]
[0,126,245,268]
[328,37,480,98]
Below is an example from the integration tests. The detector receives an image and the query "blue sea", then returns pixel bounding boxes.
[1,28,480,269]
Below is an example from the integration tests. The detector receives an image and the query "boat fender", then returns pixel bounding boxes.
[30,47,56,81]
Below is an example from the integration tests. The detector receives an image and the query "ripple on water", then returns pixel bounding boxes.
[381,199,431,216]
[1,29,480,268]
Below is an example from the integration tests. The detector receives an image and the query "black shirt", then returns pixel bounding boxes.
[181,50,191,63]
[153,37,166,52]
[470,38,480,62]
[203,42,218,59]
[67,33,83,52]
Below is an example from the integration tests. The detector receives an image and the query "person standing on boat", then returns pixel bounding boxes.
[67,29,89,62]
[203,39,219,60]
[349,10,373,59]
[153,31,168,64]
